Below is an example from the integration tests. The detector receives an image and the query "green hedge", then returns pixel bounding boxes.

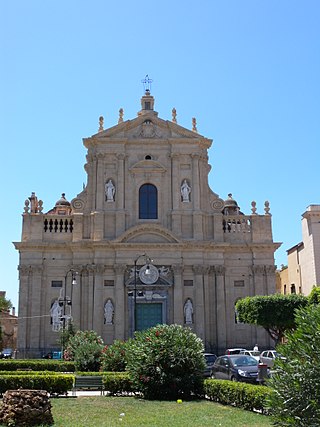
[0,374,74,396]
[103,372,134,395]
[0,360,75,372]
[204,379,271,414]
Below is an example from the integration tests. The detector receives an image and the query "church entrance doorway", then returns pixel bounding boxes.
[136,303,162,331]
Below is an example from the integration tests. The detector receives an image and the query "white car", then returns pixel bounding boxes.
[260,350,286,368]
[239,349,261,362]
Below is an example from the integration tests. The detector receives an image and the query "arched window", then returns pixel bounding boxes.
[139,184,158,219]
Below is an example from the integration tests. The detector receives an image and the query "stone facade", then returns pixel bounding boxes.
[278,204,320,296]
[14,89,280,357]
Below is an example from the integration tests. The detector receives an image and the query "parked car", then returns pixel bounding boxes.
[203,352,217,377]
[239,349,261,362]
[211,355,259,383]
[225,348,247,355]
[0,348,13,359]
[260,350,286,368]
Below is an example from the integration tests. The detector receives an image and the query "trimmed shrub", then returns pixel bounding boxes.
[0,374,74,396]
[268,304,320,425]
[0,360,75,372]
[100,340,128,372]
[204,379,271,413]
[103,372,134,395]
[65,330,104,371]
[125,324,205,400]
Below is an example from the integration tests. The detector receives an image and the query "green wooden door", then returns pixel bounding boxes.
[136,303,162,331]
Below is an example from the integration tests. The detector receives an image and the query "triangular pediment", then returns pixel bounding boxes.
[86,114,211,145]
[113,224,181,244]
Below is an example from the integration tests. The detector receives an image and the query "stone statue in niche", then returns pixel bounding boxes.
[184,298,193,324]
[104,299,114,324]
[105,179,115,202]
[181,179,191,202]
[50,300,62,332]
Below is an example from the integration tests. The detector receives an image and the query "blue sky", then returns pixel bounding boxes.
[1,1,319,311]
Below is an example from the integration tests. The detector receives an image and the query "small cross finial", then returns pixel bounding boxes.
[141,74,153,94]
[172,108,177,123]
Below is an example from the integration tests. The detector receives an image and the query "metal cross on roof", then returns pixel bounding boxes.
[141,74,153,93]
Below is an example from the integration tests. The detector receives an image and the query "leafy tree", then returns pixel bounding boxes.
[308,286,320,304]
[0,295,12,350]
[235,294,308,345]
[0,295,12,313]
[64,330,104,371]
[100,339,128,372]
[59,322,76,354]
[125,324,205,400]
[268,304,320,426]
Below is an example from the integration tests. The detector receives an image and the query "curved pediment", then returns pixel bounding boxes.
[129,159,166,175]
[113,224,181,244]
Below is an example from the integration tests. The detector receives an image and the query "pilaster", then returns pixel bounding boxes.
[114,264,126,341]
[172,264,184,324]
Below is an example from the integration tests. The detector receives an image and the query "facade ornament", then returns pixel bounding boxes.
[172,108,177,123]
[118,108,124,124]
[29,192,39,213]
[24,199,30,213]
[158,266,169,277]
[172,264,184,275]
[192,117,197,132]
[104,299,114,325]
[264,200,271,215]
[50,300,62,332]
[184,298,193,324]
[105,179,115,202]
[251,201,257,214]
[98,116,104,132]
[214,265,225,276]
[252,265,265,275]
[38,200,43,213]
[181,179,191,202]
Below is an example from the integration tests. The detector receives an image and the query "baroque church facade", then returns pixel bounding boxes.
[14,87,280,357]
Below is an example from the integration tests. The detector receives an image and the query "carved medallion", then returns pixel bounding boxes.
[139,264,159,284]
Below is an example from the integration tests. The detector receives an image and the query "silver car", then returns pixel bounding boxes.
[260,350,285,368]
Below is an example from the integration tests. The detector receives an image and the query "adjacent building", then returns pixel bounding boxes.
[278,204,320,296]
[14,87,280,357]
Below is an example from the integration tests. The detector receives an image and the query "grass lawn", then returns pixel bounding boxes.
[44,396,273,427]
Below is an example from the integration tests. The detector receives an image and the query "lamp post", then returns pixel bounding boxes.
[59,269,77,356]
[131,253,151,332]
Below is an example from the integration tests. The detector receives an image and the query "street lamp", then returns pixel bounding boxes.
[59,269,77,356]
[129,253,152,332]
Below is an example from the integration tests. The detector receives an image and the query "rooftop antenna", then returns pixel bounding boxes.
[141,74,153,94]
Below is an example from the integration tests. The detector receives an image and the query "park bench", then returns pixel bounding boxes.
[72,376,104,396]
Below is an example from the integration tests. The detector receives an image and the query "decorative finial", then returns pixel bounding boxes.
[98,116,104,132]
[141,74,153,94]
[172,108,177,123]
[118,108,124,124]
[38,200,43,213]
[192,117,197,132]
[24,199,30,213]
[264,200,271,215]
[251,201,257,214]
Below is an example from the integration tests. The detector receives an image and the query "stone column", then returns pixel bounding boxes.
[92,265,105,337]
[114,264,126,341]
[191,153,200,210]
[215,265,226,355]
[193,265,206,341]
[17,266,32,357]
[252,265,266,345]
[265,265,277,294]
[171,153,182,235]
[191,153,203,239]
[95,153,105,211]
[29,266,42,356]
[116,154,126,236]
[79,268,89,331]
[172,264,184,324]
